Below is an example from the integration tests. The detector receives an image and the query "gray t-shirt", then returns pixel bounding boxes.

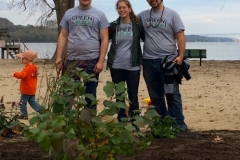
[112,23,140,71]
[60,6,109,60]
[138,7,185,59]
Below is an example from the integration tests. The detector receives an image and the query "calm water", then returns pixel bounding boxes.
[2,42,240,60]
[186,42,240,60]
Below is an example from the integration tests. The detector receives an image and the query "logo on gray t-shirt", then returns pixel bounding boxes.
[60,6,109,60]
[70,15,94,26]
[146,17,167,29]
[138,7,185,59]
[112,23,140,71]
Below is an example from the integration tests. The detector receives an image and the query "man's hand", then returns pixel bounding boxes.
[55,58,63,73]
[175,30,186,65]
[94,61,104,74]
[173,56,183,65]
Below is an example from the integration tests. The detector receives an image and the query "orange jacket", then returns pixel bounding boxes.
[14,63,39,95]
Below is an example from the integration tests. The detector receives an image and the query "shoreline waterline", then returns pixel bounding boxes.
[0,42,240,60]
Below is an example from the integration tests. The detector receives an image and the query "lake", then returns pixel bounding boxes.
[2,42,240,60]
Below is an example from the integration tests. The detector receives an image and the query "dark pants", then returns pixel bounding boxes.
[63,58,99,110]
[110,68,140,122]
[143,59,187,129]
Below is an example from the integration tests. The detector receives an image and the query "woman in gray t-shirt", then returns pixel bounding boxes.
[107,0,145,129]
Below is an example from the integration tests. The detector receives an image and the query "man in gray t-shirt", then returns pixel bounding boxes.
[138,0,188,131]
[56,0,109,109]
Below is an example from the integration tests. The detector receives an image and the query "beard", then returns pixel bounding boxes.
[150,0,162,9]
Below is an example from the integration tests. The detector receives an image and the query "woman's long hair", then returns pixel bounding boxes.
[116,0,139,23]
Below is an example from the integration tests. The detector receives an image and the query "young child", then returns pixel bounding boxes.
[11,50,41,120]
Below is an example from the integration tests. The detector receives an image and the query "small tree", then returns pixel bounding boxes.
[23,65,159,159]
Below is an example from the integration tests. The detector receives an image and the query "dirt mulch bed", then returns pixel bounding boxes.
[1,130,240,160]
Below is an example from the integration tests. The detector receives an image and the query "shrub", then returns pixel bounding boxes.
[150,115,181,139]
[23,67,159,160]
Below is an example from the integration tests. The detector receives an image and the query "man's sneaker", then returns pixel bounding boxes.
[180,126,190,132]
[18,115,28,120]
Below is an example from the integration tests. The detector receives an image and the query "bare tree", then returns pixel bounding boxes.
[52,0,74,60]
[2,0,75,59]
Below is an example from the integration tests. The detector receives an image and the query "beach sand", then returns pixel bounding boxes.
[1,59,240,131]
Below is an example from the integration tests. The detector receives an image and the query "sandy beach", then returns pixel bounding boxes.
[0,59,240,131]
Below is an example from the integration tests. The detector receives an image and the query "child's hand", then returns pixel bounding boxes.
[10,72,15,77]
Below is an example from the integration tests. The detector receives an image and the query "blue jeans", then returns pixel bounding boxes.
[19,94,42,116]
[165,82,186,128]
[110,68,140,122]
[143,59,187,128]
[64,58,99,110]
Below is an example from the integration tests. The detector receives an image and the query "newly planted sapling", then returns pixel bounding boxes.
[23,66,158,160]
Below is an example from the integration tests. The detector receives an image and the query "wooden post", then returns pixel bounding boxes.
[1,48,3,59]
[188,50,191,58]
[7,48,9,59]
[200,50,202,66]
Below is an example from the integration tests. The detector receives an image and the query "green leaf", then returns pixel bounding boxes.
[62,85,73,93]
[29,116,40,125]
[78,86,86,96]
[77,144,85,151]
[91,117,101,125]
[80,70,88,78]
[124,125,135,132]
[80,108,93,123]
[120,129,131,143]
[58,96,68,104]
[67,128,76,138]
[61,75,72,82]
[79,97,88,106]
[98,108,119,116]
[51,132,65,151]
[53,101,64,113]
[38,112,53,121]
[73,80,82,88]
[114,102,128,109]
[133,115,145,127]
[144,109,160,118]
[37,130,47,143]
[29,128,40,134]
[103,100,113,108]
[50,120,57,128]
[89,77,98,82]
[103,81,114,97]
[84,94,96,101]
[23,130,35,140]
[115,81,127,95]
[39,136,51,152]
[38,121,47,130]
[142,116,154,126]
[76,67,83,72]
[116,93,127,101]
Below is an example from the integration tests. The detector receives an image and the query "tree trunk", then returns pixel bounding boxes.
[51,0,75,60]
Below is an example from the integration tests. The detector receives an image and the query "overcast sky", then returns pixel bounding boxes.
[0,0,240,36]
